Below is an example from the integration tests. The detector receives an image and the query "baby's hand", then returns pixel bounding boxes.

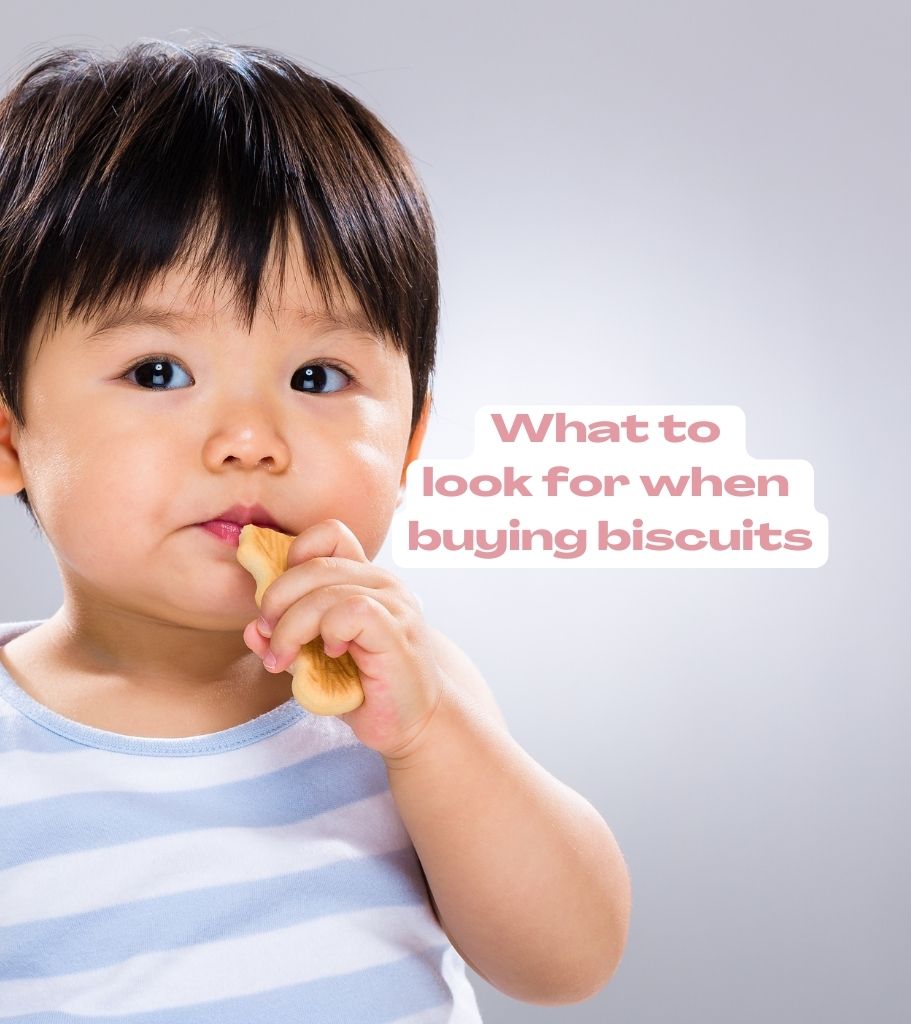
[243,518,444,760]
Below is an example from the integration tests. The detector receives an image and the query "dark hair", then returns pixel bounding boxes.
[0,39,439,528]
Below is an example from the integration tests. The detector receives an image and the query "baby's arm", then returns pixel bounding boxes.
[384,626,631,1006]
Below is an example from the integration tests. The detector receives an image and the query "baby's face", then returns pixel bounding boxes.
[6,244,417,630]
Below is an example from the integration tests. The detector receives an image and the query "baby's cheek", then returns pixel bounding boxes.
[337,460,402,558]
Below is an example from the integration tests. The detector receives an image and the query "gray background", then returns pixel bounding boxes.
[1,2,907,1021]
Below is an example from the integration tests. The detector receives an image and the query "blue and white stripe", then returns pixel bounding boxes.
[0,620,483,1022]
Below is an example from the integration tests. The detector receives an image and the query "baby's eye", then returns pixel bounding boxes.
[290,363,354,394]
[123,357,192,390]
[121,358,354,393]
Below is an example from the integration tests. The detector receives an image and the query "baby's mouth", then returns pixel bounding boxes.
[196,503,295,543]
[197,520,248,546]
[197,520,294,546]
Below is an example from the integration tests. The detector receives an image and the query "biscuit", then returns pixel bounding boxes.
[236,525,365,716]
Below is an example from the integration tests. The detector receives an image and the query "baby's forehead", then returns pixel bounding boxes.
[98,257,371,328]
[78,297,381,341]
[44,261,389,348]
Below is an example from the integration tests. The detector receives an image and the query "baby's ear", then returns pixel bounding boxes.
[0,402,26,496]
[397,396,432,506]
[402,396,431,475]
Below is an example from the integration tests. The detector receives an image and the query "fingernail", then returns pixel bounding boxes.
[257,617,272,637]
[264,651,278,671]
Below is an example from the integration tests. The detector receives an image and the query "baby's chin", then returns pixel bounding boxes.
[140,593,260,636]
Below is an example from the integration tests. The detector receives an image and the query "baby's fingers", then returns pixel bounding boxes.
[267,592,411,679]
[286,518,368,568]
[243,618,272,658]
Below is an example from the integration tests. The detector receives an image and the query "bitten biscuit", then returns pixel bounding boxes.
[236,524,366,716]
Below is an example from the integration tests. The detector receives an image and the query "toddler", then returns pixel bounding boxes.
[0,39,630,1021]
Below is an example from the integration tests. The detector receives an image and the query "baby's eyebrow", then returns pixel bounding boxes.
[82,304,383,344]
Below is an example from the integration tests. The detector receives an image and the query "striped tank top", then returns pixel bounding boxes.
[0,620,483,1022]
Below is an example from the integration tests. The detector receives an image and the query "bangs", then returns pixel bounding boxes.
[39,208,355,347]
